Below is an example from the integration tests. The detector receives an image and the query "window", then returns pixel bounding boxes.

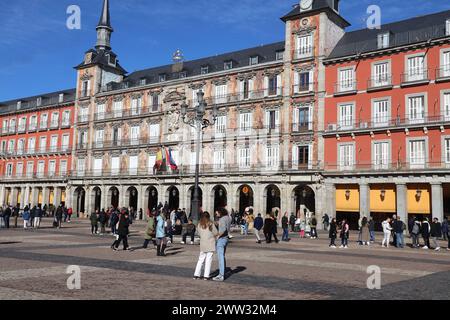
[373,141,390,169]
[408,95,425,124]
[50,136,58,152]
[28,137,36,153]
[224,61,233,70]
[265,109,280,132]
[444,138,450,164]
[95,129,104,148]
[9,118,16,133]
[158,74,166,82]
[40,114,48,129]
[26,162,34,178]
[294,70,313,93]
[238,147,250,169]
[296,34,313,58]
[215,84,227,104]
[17,139,25,155]
[239,112,252,135]
[179,71,187,78]
[130,126,140,145]
[266,145,279,169]
[8,140,15,154]
[293,106,313,131]
[131,97,142,116]
[213,149,225,170]
[62,110,70,126]
[446,19,450,36]
[338,103,354,129]
[292,145,312,169]
[406,55,426,81]
[37,161,45,178]
[265,75,281,96]
[409,140,426,169]
[249,56,259,65]
[113,100,123,118]
[441,50,450,77]
[149,124,160,143]
[50,112,59,128]
[79,131,88,148]
[214,115,226,137]
[48,160,56,177]
[96,103,105,120]
[200,66,209,75]
[129,156,138,175]
[39,136,47,153]
[276,50,284,61]
[29,115,37,130]
[377,32,390,49]
[59,93,64,103]
[37,97,42,107]
[372,61,390,87]
[62,134,70,151]
[81,80,89,97]
[112,127,122,146]
[151,95,160,111]
[338,68,355,92]
[0,141,5,153]
[18,117,26,132]
[339,144,355,171]
[1,120,7,134]
[93,158,103,176]
[239,79,253,100]
[77,158,85,177]
[373,99,390,127]
[79,107,89,122]
[59,160,67,176]
[6,163,13,177]
[111,157,120,176]
[443,92,450,121]
[16,163,23,177]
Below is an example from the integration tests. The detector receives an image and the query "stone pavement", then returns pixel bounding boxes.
[0,219,449,300]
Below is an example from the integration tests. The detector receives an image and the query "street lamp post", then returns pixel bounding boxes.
[180,91,218,224]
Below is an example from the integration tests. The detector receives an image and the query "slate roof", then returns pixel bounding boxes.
[326,9,450,61]
[281,0,350,26]
[106,41,285,91]
[0,89,76,116]
[75,49,127,74]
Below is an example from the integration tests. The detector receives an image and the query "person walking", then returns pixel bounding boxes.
[90,210,99,235]
[111,211,130,251]
[99,209,107,235]
[13,205,20,228]
[289,213,296,232]
[441,217,448,241]
[421,218,431,250]
[368,216,375,243]
[393,216,405,248]
[339,219,349,248]
[322,213,330,231]
[411,218,421,248]
[361,216,370,246]
[310,214,318,239]
[34,205,43,229]
[110,209,119,236]
[30,206,36,228]
[2,205,12,229]
[329,218,337,248]
[22,206,30,229]
[194,212,218,280]
[381,218,393,248]
[254,213,263,244]
[263,214,273,243]
[270,213,280,243]
[281,212,290,242]
[143,211,156,249]
[156,210,168,256]
[213,208,230,282]
[55,204,63,229]
[0,207,4,229]
[430,218,442,251]
[67,207,73,223]
[391,215,398,247]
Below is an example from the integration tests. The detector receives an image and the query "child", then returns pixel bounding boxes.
[299,220,306,238]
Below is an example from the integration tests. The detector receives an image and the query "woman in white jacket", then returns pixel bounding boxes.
[381,218,393,248]
[194,212,218,280]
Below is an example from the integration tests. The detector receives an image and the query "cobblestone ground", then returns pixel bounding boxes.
[0,218,449,300]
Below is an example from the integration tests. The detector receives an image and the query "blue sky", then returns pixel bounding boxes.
[0,0,449,101]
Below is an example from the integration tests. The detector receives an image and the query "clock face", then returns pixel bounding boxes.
[300,0,313,10]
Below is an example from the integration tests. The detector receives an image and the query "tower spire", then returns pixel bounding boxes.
[96,0,113,51]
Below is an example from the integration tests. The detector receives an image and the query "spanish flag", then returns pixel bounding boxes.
[167,148,178,171]
[154,149,163,171]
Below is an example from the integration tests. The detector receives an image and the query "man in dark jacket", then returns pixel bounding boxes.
[30,206,36,228]
[13,205,20,228]
[421,218,431,249]
[55,204,63,228]
[393,217,405,248]
[98,209,107,235]
[368,217,375,242]
[289,213,296,232]
[111,212,130,251]
[281,213,290,242]
[263,215,273,243]
[442,217,449,241]
[254,213,263,244]
[3,206,11,229]
[35,205,43,229]
[430,218,442,251]
[310,214,318,239]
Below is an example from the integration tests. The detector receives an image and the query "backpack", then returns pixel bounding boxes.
[412,223,420,235]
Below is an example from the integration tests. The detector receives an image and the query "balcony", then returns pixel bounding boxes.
[367,75,393,91]
[39,122,48,130]
[325,113,450,133]
[78,115,89,124]
[323,160,450,174]
[400,69,429,87]
[0,146,72,158]
[292,122,313,133]
[28,124,37,133]
[0,172,69,181]
[436,65,450,82]
[93,105,162,122]
[8,126,16,134]
[50,121,60,129]
[61,121,71,129]
[333,81,357,96]
[294,47,314,60]
[17,125,26,133]
[186,89,282,107]
[292,83,315,96]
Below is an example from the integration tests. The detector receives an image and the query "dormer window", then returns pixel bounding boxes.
[159,74,166,82]
[377,32,390,49]
[59,93,64,103]
[333,0,339,12]
[179,71,187,79]
[108,54,116,66]
[249,56,259,66]
[17,101,22,110]
[276,50,284,61]
[201,66,209,75]
[446,19,450,36]
[224,61,233,70]
[140,78,147,86]
[37,97,42,107]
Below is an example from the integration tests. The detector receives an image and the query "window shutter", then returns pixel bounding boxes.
[277,74,282,95]
[239,80,245,100]
[292,145,298,168]
[294,72,299,94]
[264,77,269,97]
[293,108,299,131]
[309,70,314,92]
[308,144,313,169]
[275,110,280,130]
[265,111,270,130]
[308,105,313,130]
[249,79,254,98]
